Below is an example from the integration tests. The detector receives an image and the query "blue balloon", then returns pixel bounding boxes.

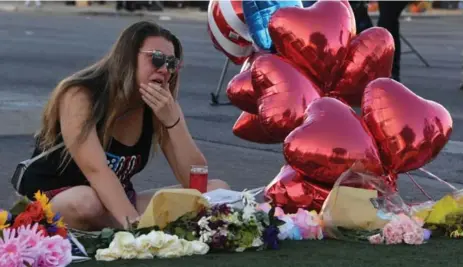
[243,0,303,51]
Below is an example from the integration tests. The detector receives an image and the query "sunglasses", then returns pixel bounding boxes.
[140,50,180,74]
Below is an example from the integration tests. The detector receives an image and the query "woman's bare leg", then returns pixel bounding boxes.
[49,185,121,231]
[134,179,230,215]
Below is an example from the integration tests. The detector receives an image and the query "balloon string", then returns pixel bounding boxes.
[406,172,434,201]
[419,167,458,191]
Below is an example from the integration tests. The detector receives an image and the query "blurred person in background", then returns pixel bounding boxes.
[350,1,410,82]
[116,1,163,12]
[25,0,41,7]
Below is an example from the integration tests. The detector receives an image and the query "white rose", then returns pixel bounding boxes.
[111,232,137,252]
[157,239,184,258]
[190,240,209,255]
[120,250,138,260]
[146,231,168,249]
[135,234,152,252]
[162,232,179,245]
[136,251,154,260]
[95,248,121,261]
[180,239,194,256]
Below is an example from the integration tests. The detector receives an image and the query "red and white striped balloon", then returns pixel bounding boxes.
[207,0,254,65]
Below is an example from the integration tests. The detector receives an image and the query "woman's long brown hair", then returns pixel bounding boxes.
[36,20,183,166]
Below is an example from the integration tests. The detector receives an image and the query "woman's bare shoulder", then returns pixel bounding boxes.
[59,86,93,116]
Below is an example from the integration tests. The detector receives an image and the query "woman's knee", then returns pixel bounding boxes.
[51,186,105,222]
[207,179,230,191]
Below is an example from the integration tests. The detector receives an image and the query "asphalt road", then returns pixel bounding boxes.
[0,11,462,208]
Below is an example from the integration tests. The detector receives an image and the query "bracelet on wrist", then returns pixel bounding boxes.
[165,117,181,129]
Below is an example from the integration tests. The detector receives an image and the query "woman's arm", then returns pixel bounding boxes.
[59,86,139,229]
[160,103,207,187]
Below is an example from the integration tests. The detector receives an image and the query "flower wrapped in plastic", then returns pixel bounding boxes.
[319,163,427,245]
[414,188,463,238]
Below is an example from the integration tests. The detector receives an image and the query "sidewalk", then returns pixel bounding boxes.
[0,1,462,21]
[0,1,208,21]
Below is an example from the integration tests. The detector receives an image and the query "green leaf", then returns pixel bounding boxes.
[186,231,196,241]
[100,228,115,240]
[9,197,30,216]
[274,218,286,227]
[174,226,186,238]
[268,206,276,225]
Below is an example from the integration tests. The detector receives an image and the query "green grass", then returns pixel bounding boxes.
[72,238,462,267]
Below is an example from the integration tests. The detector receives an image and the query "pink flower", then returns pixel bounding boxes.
[368,234,384,245]
[0,228,36,267]
[290,209,309,236]
[274,207,286,218]
[291,209,323,240]
[257,203,272,213]
[403,229,424,245]
[382,223,403,245]
[17,223,46,251]
[306,225,323,240]
[33,235,72,267]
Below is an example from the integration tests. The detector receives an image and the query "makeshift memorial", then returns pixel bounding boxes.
[74,188,284,261]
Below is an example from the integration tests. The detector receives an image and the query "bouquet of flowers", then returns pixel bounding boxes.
[257,203,323,241]
[95,229,210,261]
[367,213,430,245]
[0,191,72,266]
[162,190,284,252]
[411,190,463,239]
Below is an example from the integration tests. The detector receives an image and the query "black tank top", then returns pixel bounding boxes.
[20,106,154,199]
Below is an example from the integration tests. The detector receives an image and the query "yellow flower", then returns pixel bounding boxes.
[55,217,66,228]
[34,190,49,207]
[34,191,56,223]
[44,205,55,224]
[0,210,10,230]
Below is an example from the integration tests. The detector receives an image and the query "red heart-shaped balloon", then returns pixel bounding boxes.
[284,97,384,185]
[264,165,331,213]
[252,54,322,142]
[240,49,269,73]
[362,78,453,174]
[330,27,395,106]
[268,1,355,91]
[232,111,280,144]
[226,70,258,114]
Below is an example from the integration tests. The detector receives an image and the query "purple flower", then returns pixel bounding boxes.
[423,229,432,240]
[210,232,228,249]
[211,204,231,216]
[52,213,62,223]
[263,225,280,250]
[209,220,226,230]
[196,208,208,219]
[47,225,57,234]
